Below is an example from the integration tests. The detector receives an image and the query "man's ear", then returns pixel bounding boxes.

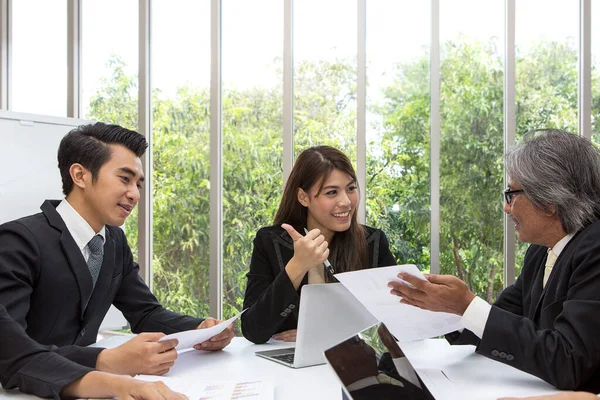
[544,204,558,217]
[70,163,90,190]
[297,188,309,207]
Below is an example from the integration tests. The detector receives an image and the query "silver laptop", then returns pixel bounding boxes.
[324,322,433,400]
[255,283,377,368]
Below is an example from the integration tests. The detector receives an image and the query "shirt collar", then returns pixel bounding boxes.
[56,199,106,252]
[551,233,574,258]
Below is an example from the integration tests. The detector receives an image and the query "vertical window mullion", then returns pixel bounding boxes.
[430,0,440,274]
[0,0,10,110]
[209,0,223,320]
[283,0,293,185]
[579,0,591,139]
[357,0,366,224]
[504,0,516,287]
[67,0,81,118]
[138,0,153,287]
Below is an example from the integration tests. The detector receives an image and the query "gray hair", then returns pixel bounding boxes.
[505,129,600,234]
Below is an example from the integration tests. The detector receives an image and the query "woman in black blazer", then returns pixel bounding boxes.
[241,146,397,344]
[0,304,185,400]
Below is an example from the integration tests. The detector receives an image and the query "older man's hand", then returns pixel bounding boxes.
[388,273,476,316]
[193,317,235,351]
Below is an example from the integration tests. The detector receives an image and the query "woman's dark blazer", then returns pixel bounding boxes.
[241,224,397,344]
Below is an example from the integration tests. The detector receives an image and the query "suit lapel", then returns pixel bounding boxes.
[42,201,94,319]
[83,229,116,322]
[60,232,94,318]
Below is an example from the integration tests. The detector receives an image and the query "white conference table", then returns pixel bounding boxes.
[0,336,340,400]
[401,339,566,400]
[1,336,569,400]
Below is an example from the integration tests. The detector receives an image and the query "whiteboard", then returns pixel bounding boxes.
[0,111,128,331]
[0,111,90,224]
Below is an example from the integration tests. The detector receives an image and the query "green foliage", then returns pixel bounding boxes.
[87,36,594,320]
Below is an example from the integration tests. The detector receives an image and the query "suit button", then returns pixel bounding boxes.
[280,311,287,317]
[499,352,506,359]
[506,354,514,361]
[284,307,291,313]
[289,304,296,309]
[80,328,86,337]
[491,349,499,357]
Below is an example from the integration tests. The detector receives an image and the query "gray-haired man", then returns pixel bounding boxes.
[389,130,600,392]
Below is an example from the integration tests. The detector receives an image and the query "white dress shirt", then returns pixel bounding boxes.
[56,199,106,262]
[462,233,574,339]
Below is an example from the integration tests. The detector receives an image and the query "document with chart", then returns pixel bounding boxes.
[335,265,463,342]
[136,376,273,400]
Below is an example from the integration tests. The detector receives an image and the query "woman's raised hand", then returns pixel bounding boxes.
[282,224,329,289]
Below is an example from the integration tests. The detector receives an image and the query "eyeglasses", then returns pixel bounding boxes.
[504,189,524,204]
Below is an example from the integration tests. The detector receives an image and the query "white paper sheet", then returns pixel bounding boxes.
[335,265,463,342]
[159,311,242,353]
[401,339,563,400]
[135,375,273,400]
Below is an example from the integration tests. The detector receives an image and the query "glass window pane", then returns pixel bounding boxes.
[81,0,138,127]
[516,0,578,136]
[515,0,578,274]
[12,0,67,116]
[366,2,431,271]
[82,0,139,258]
[440,0,505,301]
[293,0,357,159]
[222,0,283,321]
[151,0,211,317]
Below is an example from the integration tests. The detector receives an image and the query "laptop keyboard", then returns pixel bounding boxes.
[271,353,295,364]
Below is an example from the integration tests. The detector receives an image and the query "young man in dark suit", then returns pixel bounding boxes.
[0,304,186,399]
[0,123,234,382]
[389,130,600,392]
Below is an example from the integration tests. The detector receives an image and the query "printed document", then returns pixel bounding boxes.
[335,265,462,342]
[136,375,273,400]
[159,311,242,353]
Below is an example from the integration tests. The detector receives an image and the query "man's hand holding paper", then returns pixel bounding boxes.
[335,265,462,342]
[194,317,235,351]
[388,273,476,316]
[160,312,240,354]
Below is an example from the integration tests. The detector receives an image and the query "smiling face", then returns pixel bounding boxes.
[68,144,144,231]
[504,178,565,247]
[298,168,359,242]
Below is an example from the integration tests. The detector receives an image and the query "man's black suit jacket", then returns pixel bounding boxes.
[0,304,92,399]
[0,200,203,370]
[447,218,600,392]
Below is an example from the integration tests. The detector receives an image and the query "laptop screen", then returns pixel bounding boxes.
[324,322,434,400]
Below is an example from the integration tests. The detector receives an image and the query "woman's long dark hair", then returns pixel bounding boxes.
[274,146,368,278]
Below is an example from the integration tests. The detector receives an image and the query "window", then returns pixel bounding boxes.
[514,0,578,274]
[222,0,284,320]
[82,0,140,258]
[439,0,505,301]
[81,0,138,126]
[293,0,357,159]
[365,1,431,273]
[12,0,67,116]
[150,0,211,317]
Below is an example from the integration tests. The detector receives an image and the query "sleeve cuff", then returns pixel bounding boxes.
[461,296,492,339]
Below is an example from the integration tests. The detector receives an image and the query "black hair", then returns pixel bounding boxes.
[57,122,148,195]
